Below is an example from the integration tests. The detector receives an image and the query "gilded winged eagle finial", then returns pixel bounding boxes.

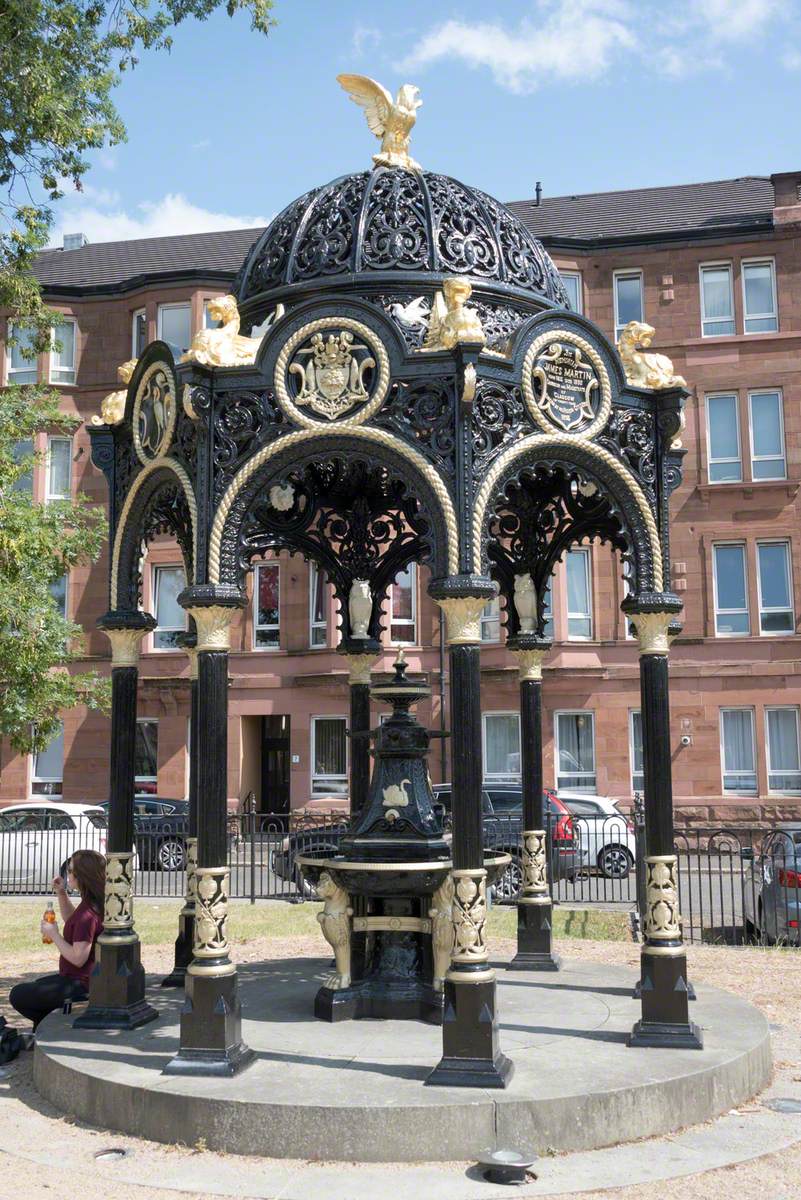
[337,73,422,171]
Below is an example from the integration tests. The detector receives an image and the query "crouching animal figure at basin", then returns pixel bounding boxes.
[317,871,353,990]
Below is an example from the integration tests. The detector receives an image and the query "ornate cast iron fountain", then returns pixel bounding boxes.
[298,652,509,1023]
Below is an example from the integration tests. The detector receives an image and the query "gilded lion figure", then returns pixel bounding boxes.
[91,358,137,426]
[617,321,686,390]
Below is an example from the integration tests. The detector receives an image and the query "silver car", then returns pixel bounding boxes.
[559,792,637,879]
[0,802,107,893]
[743,823,801,945]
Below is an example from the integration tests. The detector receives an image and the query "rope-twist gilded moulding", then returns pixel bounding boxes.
[473,433,664,592]
[208,426,460,582]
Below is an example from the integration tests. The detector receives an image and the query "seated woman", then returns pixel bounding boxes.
[10,849,105,1031]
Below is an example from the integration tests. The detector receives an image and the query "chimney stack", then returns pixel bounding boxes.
[63,233,89,251]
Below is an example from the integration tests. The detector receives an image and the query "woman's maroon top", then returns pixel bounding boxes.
[59,899,103,989]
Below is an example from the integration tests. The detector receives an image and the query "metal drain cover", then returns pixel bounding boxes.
[763,1098,801,1114]
[94,1148,129,1162]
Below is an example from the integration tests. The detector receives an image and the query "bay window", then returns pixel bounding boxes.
[309,562,328,647]
[7,322,38,384]
[482,712,521,783]
[153,565,186,649]
[50,319,76,384]
[613,270,643,341]
[559,271,583,314]
[32,723,64,797]
[254,562,280,649]
[311,716,348,795]
[566,549,592,639]
[757,540,794,634]
[555,711,596,792]
[765,707,801,794]
[157,303,192,358]
[480,595,500,643]
[46,436,72,502]
[135,719,158,795]
[748,390,785,480]
[712,543,749,635]
[720,708,756,794]
[389,563,416,644]
[742,259,778,334]
[705,393,741,482]
[700,263,735,337]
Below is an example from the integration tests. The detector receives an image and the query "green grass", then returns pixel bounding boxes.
[1,898,629,958]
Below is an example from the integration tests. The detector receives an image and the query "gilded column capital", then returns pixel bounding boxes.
[447,867,495,983]
[185,646,199,680]
[435,596,487,645]
[516,648,549,682]
[519,830,549,904]
[105,627,149,667]
[189,866,235,977]
[99,851,137,943]
[643,854,683,956]
[187,605,235,652]
[629,610,673,655]
[344,653,376,686]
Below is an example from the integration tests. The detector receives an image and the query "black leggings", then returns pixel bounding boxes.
[9,973,88,1029]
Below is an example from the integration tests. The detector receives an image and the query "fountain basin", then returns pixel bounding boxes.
[296,852,512,898]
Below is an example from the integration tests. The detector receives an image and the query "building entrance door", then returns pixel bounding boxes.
[261,715,290,827]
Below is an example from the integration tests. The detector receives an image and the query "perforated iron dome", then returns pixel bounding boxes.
[234,168,569,310]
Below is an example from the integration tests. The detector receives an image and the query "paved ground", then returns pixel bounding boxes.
[2,932,800,1198]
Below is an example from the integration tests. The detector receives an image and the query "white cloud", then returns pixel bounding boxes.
[402,1,636,93]
[401,0,792,91]
[51,192,269,246]
[690,0,786,41]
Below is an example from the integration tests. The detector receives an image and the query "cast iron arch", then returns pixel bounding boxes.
[475,438,663,602]
[237,458,433,642]
[210,431,457,587]
[111,462,196,611]
[486,464,634,638]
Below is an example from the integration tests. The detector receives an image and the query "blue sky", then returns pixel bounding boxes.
[51,0,801,246]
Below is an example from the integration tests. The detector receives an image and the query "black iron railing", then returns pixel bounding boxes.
[1,809,798,947]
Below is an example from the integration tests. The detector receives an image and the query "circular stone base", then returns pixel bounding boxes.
[34,957,771,1163]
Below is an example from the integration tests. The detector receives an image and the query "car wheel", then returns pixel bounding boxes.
[157,840,186,872]
[597,845,634,879]
[489,854,523,904]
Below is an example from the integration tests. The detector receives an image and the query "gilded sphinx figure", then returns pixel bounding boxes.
[91,359,137,426]
[423,277,486,351]
[617,321,686,390]
[180,295,265,368]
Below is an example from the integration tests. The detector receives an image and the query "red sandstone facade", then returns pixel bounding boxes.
[2,172,800,821]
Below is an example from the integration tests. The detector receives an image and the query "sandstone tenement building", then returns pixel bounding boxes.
[2,171,800,822]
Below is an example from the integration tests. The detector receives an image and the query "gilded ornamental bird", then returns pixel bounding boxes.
[337,74,422,171]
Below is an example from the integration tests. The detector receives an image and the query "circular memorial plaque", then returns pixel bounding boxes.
[522,330,611,440]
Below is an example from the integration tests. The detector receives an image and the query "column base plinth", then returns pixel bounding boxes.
[629,1019,704,1050]
[162,965,253,1078]
[507,899,561,971]
[630,948,702,1049]
[160,912,195,989]
[74,934,157,1030]
[425,973,513,1089]
[633,974,696,1001]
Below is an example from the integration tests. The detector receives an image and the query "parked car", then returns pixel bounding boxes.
[0,802,107,893]
[557,792,636,878]
[272,815,351,898]
[743,823,801,944]
[433,784,586,899]
[98,798,190,872]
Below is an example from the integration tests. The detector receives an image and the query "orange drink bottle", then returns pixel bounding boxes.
[42,900,56,944]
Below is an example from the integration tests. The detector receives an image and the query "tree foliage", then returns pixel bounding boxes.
[0,388,110,752]
[0,0,274,752]
[0,0,275,343]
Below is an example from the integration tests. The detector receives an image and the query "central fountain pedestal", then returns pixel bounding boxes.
[297,853,511,1023]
